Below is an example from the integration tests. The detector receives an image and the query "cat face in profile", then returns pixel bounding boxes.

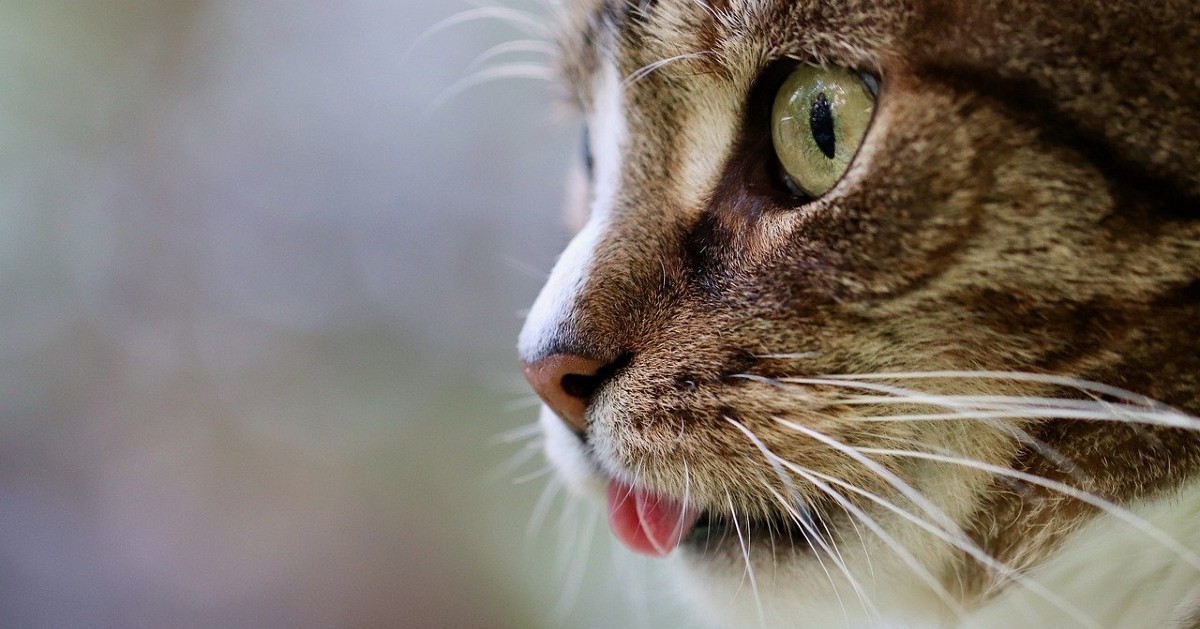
[517,0,1200,626]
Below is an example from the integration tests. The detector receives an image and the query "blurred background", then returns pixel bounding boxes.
[0,1,684,626]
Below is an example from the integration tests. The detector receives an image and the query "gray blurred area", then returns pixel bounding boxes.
[0,1,680,627]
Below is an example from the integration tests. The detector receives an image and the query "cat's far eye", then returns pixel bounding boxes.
[581,125,594,178]
[771,65,877,200]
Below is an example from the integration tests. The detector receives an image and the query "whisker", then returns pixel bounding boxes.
[754,352,821,360]
[501,395,545,413]
[491,420,543,444]
[726,490,766,627]
[840,394,1146,411]
[624,51,713,86]
[822,371,1173,410]
[554,506,599,619]
[776,418,962,535]
[855,446,1200,573]
[555,492,582,573]
[839,494,876,592]
[725,418,872,623]
[798,465,1096,627]
[680,461,693,546]
[779,377,1122,490]
[778,375,1199,431]
[512,464,554,485]
[526,477,563,538]
[879,428,1092,494]
[407,5,552,64]
[763,487,852,625]
[776,460,969,621]
[773,421,1100,625]
[729,373,820,400]
[465,39,558,73]
[428,64,556,112]
[843,407,1199,430]
[501,254,551,282]
[485,439,543,483]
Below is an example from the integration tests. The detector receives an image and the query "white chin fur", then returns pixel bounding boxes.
[540,405,605,500]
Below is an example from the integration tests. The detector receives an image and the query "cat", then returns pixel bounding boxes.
[515,0,1200,626]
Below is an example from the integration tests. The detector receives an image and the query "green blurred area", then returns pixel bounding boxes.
[0,1,686,626]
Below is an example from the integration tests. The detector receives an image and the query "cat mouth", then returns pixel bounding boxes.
[605,479,820,557]
[682,506,822,553]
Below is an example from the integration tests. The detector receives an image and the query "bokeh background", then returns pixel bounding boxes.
[0,1,684,627]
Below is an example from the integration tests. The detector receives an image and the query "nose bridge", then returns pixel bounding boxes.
[518,197,684,365]
[520,62,706,365]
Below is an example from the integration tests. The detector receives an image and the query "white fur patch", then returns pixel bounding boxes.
[967,479,1200,629]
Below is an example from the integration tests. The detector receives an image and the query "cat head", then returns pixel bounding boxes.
[519,0,1200,624]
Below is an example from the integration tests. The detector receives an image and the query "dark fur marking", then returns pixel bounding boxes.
[920,65,1200,219]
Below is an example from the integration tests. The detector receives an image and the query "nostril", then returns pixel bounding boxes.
[559,352,630,401]
[521,353,630,434]
[560,372,601,400]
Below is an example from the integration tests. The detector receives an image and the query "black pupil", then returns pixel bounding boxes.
[809,92,836,159]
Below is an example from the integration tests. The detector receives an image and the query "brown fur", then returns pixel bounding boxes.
[529,0,1200,617]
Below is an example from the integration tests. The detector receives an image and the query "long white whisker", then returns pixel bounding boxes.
[840,395,1146,411]
[406,6,552,64]
[821,371,1174,410]
[491,420,543,444]
[828,383,1196,425]
[725,417,873,623]
[776,419,962,535]
[797,465,1095,627]
[846,407,1199,430]
[729,373,820,401]
[774,460,969,621]
[486,440,543,483]
[727,491,766,627]
[512,464,553,485]
[556,492,581,559]
[501,396,545,413]
[754,352,821,360]
[428,64,556,112]
[764,487,852,626]
[680,461,693,546]
[501,254,551,282]
[855,446,1200,573]
[526,477,562,538]
[623,51,713,86]
[781,377,1113,490]
[774,421,1099,625]
[550,492,583,622]
[554,507,598,619]
[776,373,1198,431]
[840,494,876,592]
[465,39,558,73]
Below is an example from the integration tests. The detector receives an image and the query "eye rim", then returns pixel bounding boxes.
[581,125,595,178]
[770,64,881,204]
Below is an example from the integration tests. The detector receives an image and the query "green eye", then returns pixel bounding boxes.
[771,65,877,199]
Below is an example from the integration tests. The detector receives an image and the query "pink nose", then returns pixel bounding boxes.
[521,354,610,434]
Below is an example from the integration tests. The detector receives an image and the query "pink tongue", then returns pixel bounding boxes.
[606,480,701,556]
